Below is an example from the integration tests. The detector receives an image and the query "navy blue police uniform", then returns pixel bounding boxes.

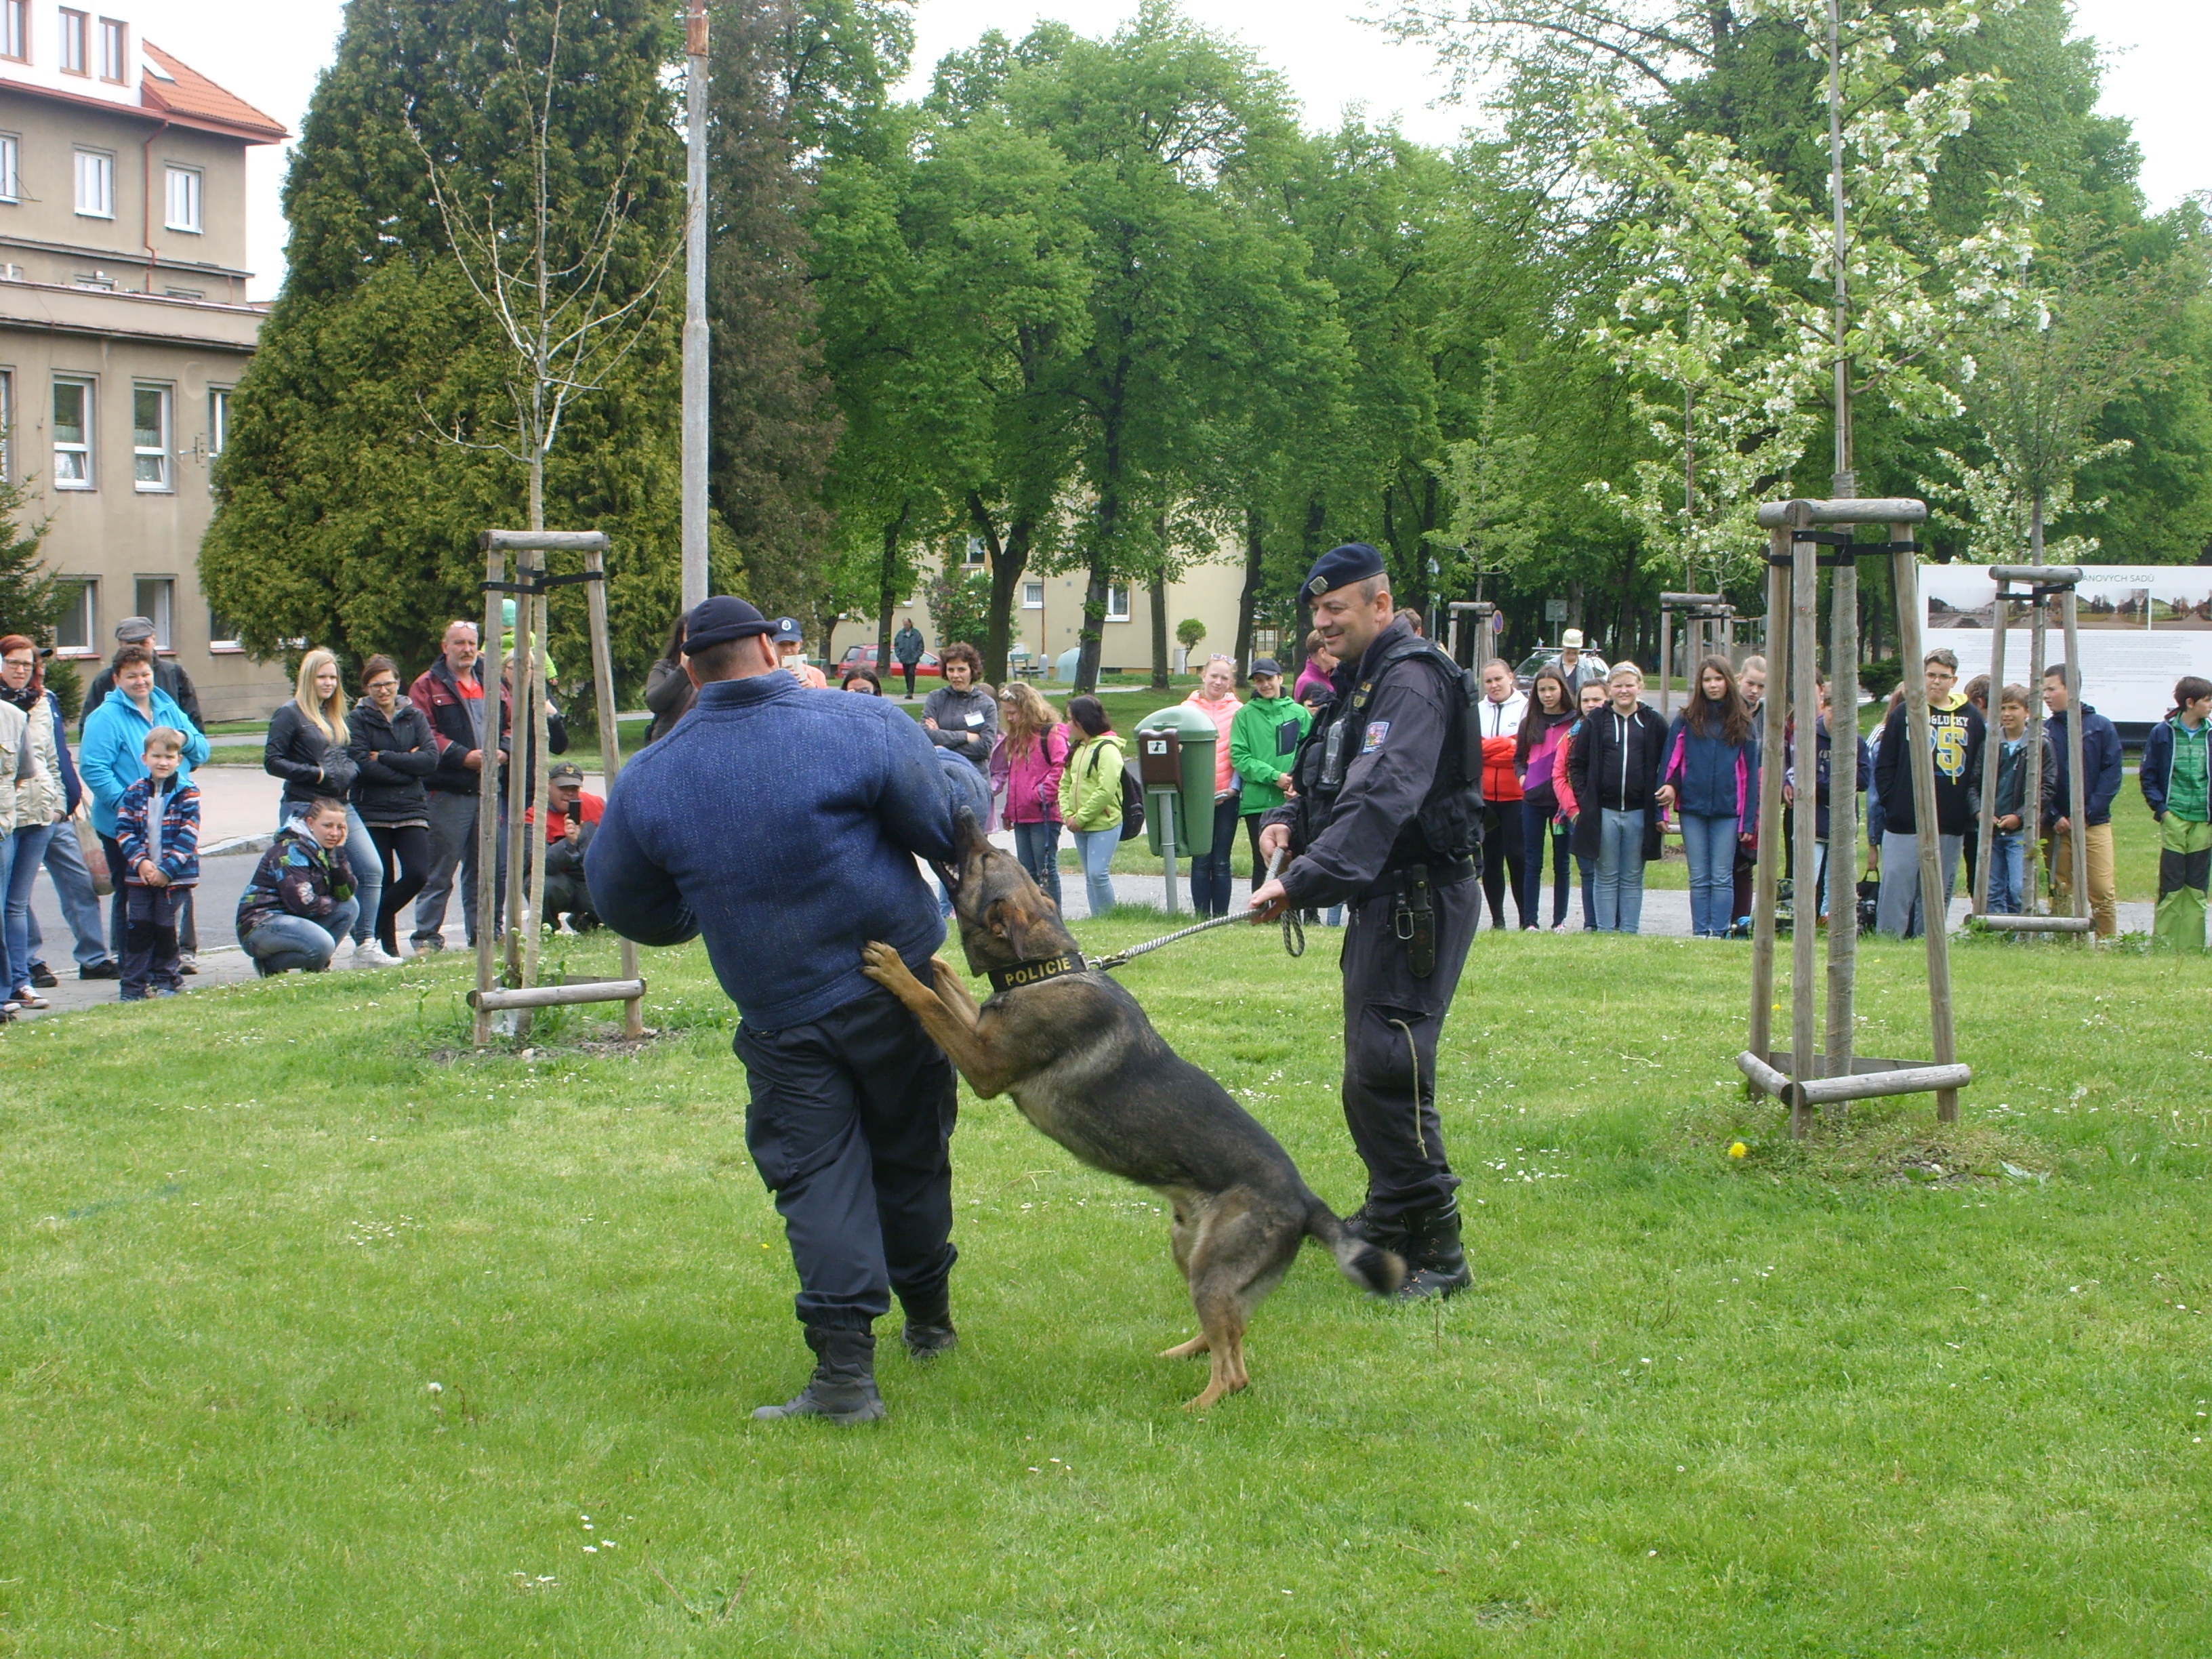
[1264,544,1481,1297]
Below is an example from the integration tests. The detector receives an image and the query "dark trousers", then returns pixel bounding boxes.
[102,834,194,958]
[367,824,432,955]
[1340,874,1476,1217]
[734,982,960,1333]
[1477,802,1527,929]
[121,883,186,996]
[1518,800,1572,928]
[1189,795,1242,917]
[543,870,596,928]
[1732,844,1755,926]
[901,663,917,697]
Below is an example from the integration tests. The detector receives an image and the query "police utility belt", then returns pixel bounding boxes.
[1361,859,1473,979]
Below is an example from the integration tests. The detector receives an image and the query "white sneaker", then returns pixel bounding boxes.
[352,941,403,966]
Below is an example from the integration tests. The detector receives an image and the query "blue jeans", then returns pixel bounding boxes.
[5,822,56,991]
[1680,812,1739,937]
[279,804,382,946]
[1986,830,2024,914]
[30,821,112,968]
[1187,795,1241,918]
[1595,807,1646,933]
[1012,819,1063,913]
[1069,825,1118,917]
[0,827,15,994]
[241,898,360,974]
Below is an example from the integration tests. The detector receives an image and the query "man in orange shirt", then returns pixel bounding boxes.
[532,760,605,930]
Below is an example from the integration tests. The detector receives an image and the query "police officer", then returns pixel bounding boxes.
[588,596,964,1424]
[1250,544,1479,1297]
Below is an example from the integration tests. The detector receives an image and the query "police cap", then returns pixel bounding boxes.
[682,596,773,652]
[1302,542,1387,602]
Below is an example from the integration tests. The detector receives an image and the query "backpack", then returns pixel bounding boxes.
[1086,737,1145,842]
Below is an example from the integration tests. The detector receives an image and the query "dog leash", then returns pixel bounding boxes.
[1090,851,1305,972]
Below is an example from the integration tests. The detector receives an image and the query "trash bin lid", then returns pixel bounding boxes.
[1134,704,1218,738]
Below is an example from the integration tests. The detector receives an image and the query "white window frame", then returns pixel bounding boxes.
[134,577,173,649]
[1021,580,1044,610]
[0,135,17,202]
[54,580,96,655]
[962,535,987,567]
[163,164,201,233]
[51,376,92,489]
[208,607,242,653]
[75,148,115,219]
[96,15,123,82]
[1105,583,1131,623]
[0,1,25,62]
[132,383,172,492]
[58,7,85,74]
[207,386,230,456]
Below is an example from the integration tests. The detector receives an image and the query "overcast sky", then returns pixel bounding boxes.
[114,0,2212,302]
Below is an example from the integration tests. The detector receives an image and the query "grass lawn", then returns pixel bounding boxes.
[6,916,2211,1655]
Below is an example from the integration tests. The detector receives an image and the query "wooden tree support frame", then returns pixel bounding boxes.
[1740,497,1971,1134]
[1656,592,1736,723]
[471,529,646,1046]
[1967,565,2093,935]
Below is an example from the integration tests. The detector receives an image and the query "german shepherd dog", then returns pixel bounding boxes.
[860,812,1403,1410]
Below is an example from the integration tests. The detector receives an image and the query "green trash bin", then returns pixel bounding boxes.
[1135,705,1218,859]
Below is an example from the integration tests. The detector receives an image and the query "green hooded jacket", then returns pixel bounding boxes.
[1229,693,1311,816]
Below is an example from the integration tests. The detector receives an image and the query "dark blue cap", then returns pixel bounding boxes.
[769,616,805,644]
[1250,657,1283,677]
[1303,542,1387,602]
[682,596,771,652]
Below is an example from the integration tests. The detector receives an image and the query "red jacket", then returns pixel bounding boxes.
[1477,690,1527,804]
[525,790,606,843]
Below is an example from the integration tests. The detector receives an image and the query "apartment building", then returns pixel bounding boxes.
[0,1,287,722]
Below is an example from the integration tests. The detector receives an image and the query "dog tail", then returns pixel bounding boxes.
[1306,1202,1406,1298]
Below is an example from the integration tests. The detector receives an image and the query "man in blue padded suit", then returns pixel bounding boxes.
[588,596,963,1425]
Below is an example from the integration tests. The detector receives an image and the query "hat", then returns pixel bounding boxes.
[548,761,586,785]
[1561,628,1585,649]
[1301,542,1387,602]
[769,617,805,645]
[1250,657,1283,678]
[114,616,157,643]
[682,596,772,652]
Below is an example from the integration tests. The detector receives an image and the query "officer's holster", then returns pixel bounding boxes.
[1393,863,1437,978]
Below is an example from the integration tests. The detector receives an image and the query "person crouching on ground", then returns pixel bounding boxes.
[537,760,604,933]
[2142,674,2212,952]
[236,798,359,975]
[586,596,964,1426]
[114,728,198,1000]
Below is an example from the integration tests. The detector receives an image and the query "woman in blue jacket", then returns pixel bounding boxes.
[1656,655,1759,938]
[77,642,209,945]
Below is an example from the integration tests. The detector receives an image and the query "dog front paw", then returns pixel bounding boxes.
[860,941,909,985]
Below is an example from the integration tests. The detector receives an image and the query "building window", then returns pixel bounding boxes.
[133,384,171,491]
[58,7,85,73]
[134,578,173,649]
[962,535,987,567]
[208,388,230,455]
[1251,627,1281,661]
[0,1,24,62]
[75,150,114,218]
[0,135,17,201]
[52,377,91,488]
[164,165,200,232]
[55,581,96,653]
[1105,583,1131,622]
[73,272,113,290]
[1021,581,1044,610]
[208,608,241,653]
[96,16,123,81]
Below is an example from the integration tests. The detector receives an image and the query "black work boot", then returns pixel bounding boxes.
[898,1284,958,1361]
[751,1327,886,1425]
[1395,1199,1473,1299]
[1341,1198,1411,1257]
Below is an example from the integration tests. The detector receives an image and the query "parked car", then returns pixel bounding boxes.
[1513,645,1609,691]
[835,644,943,681]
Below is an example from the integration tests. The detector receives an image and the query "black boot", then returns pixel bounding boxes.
[898,1282,958,1360]
[1340,1198,1411,1257]
[751,1327,886,1424]
[1396,1199,1472,1299]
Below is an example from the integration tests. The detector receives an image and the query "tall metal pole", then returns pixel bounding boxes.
[1826,0,1854,501]
[681,0,710,609]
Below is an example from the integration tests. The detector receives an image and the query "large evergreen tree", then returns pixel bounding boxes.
[200,0,684,689]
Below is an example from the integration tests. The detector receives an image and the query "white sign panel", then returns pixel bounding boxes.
[1918,564,2212,729]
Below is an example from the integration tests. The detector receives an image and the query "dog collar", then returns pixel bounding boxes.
[987,951,1088,994]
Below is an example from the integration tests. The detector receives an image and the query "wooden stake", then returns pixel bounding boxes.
[1788,524,1820,1135]
[517,577,552,1039]
[2060,588,2090,938]
[1746,527,1792,1107]
[584,544,646,1039]
[501,552,535,990]
[1890,529,1960,1122]
[1824,537,1858,1078]
[2024,596,2049,914]
[473,547,506,1046]
[1971,577,2008,916]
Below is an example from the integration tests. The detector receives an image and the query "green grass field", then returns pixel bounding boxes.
[5,915,2210,1655]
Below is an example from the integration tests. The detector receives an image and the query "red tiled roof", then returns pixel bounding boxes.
[140,42,287,142]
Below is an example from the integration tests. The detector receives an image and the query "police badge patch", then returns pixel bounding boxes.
[1361,720,1391,753]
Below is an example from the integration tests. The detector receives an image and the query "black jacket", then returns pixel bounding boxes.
[643,658,693,745]
[2043,703,2123,829]
[1874,693,1984,836]
[1568,702,1667,862]
[83,658,202,733]
[265,701,360,811]
[346,698,438,827]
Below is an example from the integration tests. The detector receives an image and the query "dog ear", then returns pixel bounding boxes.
[991,898,1033,960]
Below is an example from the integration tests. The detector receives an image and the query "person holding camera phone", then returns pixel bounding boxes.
[535,760,605,932]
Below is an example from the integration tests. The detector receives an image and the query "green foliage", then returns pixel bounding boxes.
[925,568,991,654]
[0,474,56,646]
[202,0,687,693]
[43,658,80,724]
[1174,617,1206,650]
